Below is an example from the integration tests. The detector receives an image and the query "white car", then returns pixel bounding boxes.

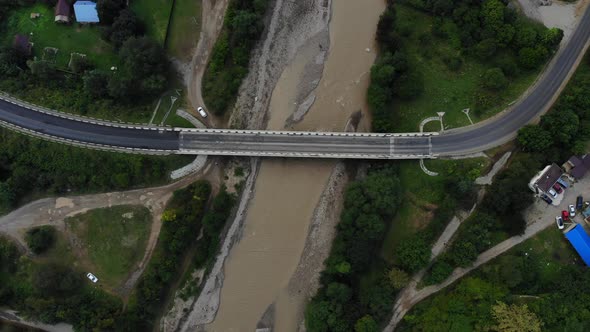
[197,107,207,118]
[548,188,558,198]
[556,216,564,230]
[569,204,576,217]
[86,272,98,283]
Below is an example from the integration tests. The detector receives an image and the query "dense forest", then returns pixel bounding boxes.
[0,129,190,216]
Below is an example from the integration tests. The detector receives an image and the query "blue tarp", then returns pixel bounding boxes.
[73,1,99,23]
[565,224,590,266]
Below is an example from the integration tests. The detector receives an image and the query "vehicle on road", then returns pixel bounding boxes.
[577,196,584,210]
[86,272,98,283]
[562,210,570,221]
[197,107,207,118]
[556,216,564,230]
[541,194,553,204]
[569,204,576,217]
[548,188,558,198]
[553,183,563,194]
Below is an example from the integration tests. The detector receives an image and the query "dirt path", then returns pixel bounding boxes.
[0,163,219,298]
[183,0,229,127]
[384,215,553,331]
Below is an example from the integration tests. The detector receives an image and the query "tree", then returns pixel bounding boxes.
[517,125,553,152]
[69,55,91,74]
[387,267,409,290]
[514,24,537,49]
[482,68,508,91]
[541,28,563,50]
[475,38,497,59]
[25,226,56,254]
[326,282,352,304]
[394,69,424,99]
[491,301,543,332]
[541,109,579,145]
[355,315,378,332]
[108,10,144,48]
[376,6,398,51]
[397,235,431,273]
[518,46,547,69]
[96,0,126,25]
[83,70,109,98]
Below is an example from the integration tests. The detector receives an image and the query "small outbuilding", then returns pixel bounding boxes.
[13,34,32,57]
[563,154,590,180]
[565,224,590,266]
[73,1,100,24]
[54,0,71,23]
[528,163,563,195]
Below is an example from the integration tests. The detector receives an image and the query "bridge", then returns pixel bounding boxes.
[1,5,590,159]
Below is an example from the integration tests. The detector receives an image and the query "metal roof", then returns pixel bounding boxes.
[565,224,590,266]
[73,1,99,23]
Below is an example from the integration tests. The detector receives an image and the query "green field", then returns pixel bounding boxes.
[166,0,202,59]
[381,158,490,264]
[390,5,540,132]
[65,205,152,289]
[4,4,119,70]
[132,0,174,44]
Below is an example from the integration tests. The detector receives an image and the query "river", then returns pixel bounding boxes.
[206,0,385,330]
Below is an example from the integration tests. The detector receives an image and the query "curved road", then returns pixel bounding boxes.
[1,7,590,158]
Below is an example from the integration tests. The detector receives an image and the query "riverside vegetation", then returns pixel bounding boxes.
[202,0,270,115]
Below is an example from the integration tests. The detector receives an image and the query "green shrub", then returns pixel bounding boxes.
[25,226,56,254]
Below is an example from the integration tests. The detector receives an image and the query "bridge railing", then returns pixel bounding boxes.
[0,92,175,132]
[176,127,439,137]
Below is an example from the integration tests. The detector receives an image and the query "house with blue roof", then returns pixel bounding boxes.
[73,1,100,23]
[565,224,590,266]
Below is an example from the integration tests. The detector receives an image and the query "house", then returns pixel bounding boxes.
[565,224,590,266]
[73,1,100,23]
[13,34,32,57]
[54,0,71,23]
[562,154,590,180]
[528,163,563,195]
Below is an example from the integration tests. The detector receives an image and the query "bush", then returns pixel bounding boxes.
[397,234,431,273]
[423,258,453,285]
[25,226,56,254]
[443,55,463,71]
[482,67,508,91]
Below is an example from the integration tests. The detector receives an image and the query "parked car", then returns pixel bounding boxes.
[548,188,558,198]
[197,107,207,118]
[556,216,564,230]
[553,183,563,194]
[541,194,553,204]
[569,204,576,217]
[557,178,569,188]
[562,210,570,221]
[86,272,98,283]
[577,196,584,210]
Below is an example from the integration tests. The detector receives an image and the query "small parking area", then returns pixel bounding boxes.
[532,175,590,232]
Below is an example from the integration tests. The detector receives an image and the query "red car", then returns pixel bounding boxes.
[562,210,570,221]
[553,183,563,194]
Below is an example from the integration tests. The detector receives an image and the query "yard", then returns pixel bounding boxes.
[3,4,119,70]
[131,0,174,45]
[64,205,152,290]
[166,0,202,60]
[389,5,541,132]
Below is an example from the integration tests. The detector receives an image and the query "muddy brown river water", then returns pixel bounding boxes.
[206,0,385,330]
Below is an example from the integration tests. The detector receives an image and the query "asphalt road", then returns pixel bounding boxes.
[1,5,590,158]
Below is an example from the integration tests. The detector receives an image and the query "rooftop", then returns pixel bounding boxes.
[55,0,71,17]
[534,163,562,192]
[73,1,99,23]
[565,224,590,266]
